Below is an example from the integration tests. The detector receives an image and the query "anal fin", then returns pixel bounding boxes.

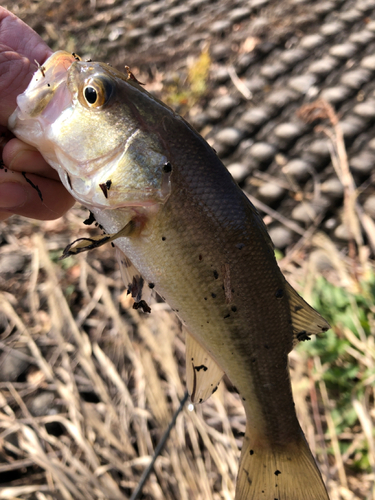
[186,333,224,404]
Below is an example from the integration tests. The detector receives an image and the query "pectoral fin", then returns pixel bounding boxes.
[61,220,135,259]
[186,333,224,404]
[285,280,330,347]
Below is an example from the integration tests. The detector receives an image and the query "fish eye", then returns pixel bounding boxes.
[84,86,97,105]
[82,78,113,108]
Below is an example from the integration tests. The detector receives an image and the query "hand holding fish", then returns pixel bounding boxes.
[0,7,74,221]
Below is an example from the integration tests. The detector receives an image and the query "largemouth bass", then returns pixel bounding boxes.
[9,51,331,500]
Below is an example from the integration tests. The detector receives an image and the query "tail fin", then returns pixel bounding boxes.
[236,423,330,500]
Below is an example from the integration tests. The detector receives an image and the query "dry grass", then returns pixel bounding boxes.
[0,212,243,500]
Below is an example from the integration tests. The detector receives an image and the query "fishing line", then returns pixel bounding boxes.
[129,390,189,500]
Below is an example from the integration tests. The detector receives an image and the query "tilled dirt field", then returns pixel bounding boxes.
[1,1,375,500]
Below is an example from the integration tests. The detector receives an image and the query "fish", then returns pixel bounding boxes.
[9,50,331,500]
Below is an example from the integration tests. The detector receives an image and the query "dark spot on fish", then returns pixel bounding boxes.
[47,83,50,87]
[264,344,269,349]
[198,254,202,261]
[224,314,230,319]
[297,331,311,342]
[163,161,172,173]
[199,398,203,403]
[83,211,96,225]
[21,172,43,202]
[274,470,281,476]
[250,450,254,455]
[294,305,303,312]
[111,242,115,247]
[213,270,219,279]
[206,320,209,324]
[175,309,179,312]
[204,297,207,300]
[211,293,216,298]
[212,386,218,394]
[191,358,194,361]
[242,397,246,401]
[106,179,112,190]
[194,365,207,372]
[148,283,155,289]
[72,52,81,61]
[66,174,73,190]
[251,357,256,363]
[99,183,108,198]
[320,325,329,332]
[162,236,166,241]
[275,288,284,299]
[133,300,151,313]
[231,306,237,312]
[236,243,244,249]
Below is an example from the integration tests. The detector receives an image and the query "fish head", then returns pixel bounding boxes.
[9,51,171,209]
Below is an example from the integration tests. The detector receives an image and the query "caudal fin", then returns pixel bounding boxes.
[236,424,330,500]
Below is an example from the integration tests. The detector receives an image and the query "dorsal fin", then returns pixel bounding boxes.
[186,332,224,404]
[284,280,330,347]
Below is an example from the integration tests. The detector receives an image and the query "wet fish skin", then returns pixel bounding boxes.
[9,51,330,500]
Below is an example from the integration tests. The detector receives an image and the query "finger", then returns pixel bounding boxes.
[0,8,52,126]
[0,170,75,221]
[2,137,60,181]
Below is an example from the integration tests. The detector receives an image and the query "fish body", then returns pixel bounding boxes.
[9,51,330,500]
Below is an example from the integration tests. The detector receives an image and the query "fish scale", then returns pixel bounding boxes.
[9,50,331,500]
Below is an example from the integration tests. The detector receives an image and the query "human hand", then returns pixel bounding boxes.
[0,7,75,221]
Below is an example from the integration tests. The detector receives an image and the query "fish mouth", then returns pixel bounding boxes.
[9,51,77,133]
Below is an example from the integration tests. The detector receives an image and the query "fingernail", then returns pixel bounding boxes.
[0,183,28,208]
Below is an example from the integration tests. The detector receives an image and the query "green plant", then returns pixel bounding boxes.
[300,273,375,475]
